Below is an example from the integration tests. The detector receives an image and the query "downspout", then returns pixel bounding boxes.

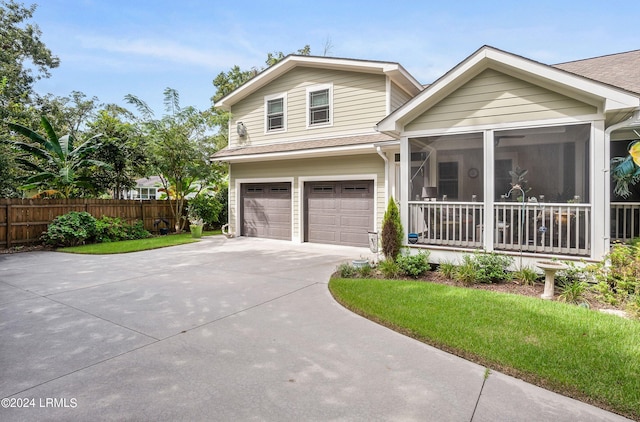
[603,110,640,255]
[376,146,389,205]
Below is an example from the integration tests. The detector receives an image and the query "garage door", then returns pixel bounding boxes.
[241,183,291,240]
[305,180,374,247]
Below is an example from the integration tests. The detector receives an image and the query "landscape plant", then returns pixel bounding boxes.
[396,250,430,278]
[42,211,96,246]
[378,258,400,279]
[3,116,110,197]
[513,266,540,285]
[380,197,403,261]
[94,216,150,243]
[437,260,456,279]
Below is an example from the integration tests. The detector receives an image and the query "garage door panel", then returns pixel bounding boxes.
[242,183,291,241]
[308,229,337,242]
[308,214,338,226]
[305,180,374,247]
[340,232,369,245]
[340,215,371,227]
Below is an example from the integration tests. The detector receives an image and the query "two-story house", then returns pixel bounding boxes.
[212,56,423,247]
[213,46,640,264]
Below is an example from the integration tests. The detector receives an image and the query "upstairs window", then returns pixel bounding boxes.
[307,84,332,127]
[264,93,286,132]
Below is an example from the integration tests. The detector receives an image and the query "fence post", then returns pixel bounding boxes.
[6,203,11,249]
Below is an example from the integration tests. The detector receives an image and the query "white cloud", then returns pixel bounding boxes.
[78,35,259,71]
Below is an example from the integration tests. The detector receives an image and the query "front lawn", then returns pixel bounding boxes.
[329,277,640,420]
[58,230,221,254]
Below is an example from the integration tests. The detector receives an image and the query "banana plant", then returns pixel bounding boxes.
[3,116,110,198]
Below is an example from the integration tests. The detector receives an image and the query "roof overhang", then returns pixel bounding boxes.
[215,55,423,111]
[211,133,394,163]
[376,45,640,136]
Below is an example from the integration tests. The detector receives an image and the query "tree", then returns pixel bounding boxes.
[0,1,60,196]
[34,91,101,138]
[84,105,149,198]
[381,197,404,261]
[126,88,225,231]
[3,116,109,197]
[0,1,60,121]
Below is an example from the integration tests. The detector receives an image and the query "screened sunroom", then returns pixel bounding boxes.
[406,124,592,257]
[378,47,640,262]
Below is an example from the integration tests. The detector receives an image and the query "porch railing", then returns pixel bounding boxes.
[408,201,591,256]
[408,201,484,249]
[494,202,591,256]
[611,202,640,241]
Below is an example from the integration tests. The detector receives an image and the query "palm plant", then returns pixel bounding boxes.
[4,116,109,197]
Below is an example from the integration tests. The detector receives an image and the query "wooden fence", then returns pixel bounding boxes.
[0,198,180,248]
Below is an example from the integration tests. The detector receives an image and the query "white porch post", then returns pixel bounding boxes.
[484,130,495,251]
[400,136,409,246]
[592,120,608,260]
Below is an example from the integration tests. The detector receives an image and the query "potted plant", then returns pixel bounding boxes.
[187,210,204,238]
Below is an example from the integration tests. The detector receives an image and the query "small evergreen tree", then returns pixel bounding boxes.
[381,197,403,261]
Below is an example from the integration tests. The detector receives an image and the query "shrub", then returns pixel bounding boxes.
[95,217,150,243]
[378,258,400,279]
[513,266,540,285]
[470,252,513,283]
[187,194,223,228]
[42,211,97,247]
[626,295,640,319]
[438,261,456,279]
[558,280,588,304]
[397,251,430,278]
[454,255,479,285]
[336,262,357,278]
[381,197,403,261]
[356,263,373,278]
[590,244,640,312]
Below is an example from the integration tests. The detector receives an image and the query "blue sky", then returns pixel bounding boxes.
[32,0,640,115]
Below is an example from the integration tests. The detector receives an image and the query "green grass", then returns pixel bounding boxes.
[329,278,640,419]
[58,230,222,254]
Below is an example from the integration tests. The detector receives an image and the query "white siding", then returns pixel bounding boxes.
[229,154,385,240]
[229,68,387,148]
[406,69,598,131]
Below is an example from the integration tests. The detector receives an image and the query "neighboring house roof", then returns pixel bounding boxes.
[553,49,640,95]
[376,45,640,135]
[214,55,424,111]
[211,133,395,162]
[134,176,162,188]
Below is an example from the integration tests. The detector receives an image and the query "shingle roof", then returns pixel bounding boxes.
[553,49,640,95]
[211,133,395,159]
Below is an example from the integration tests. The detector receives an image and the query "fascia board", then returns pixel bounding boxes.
[211,144,376,163]
[216,56,423,111]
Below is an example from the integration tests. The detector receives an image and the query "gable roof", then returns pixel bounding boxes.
[553,49,640,95]
[214,55,424,111]
[376,45,640,135]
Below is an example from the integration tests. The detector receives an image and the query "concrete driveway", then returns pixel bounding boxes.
[0,236,630,421]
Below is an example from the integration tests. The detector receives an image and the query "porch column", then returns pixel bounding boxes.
[592,120,608,260]
[484,130,495,251]
[400,136,409,246]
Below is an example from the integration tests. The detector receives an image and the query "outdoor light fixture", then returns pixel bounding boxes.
[237,121,247,137]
